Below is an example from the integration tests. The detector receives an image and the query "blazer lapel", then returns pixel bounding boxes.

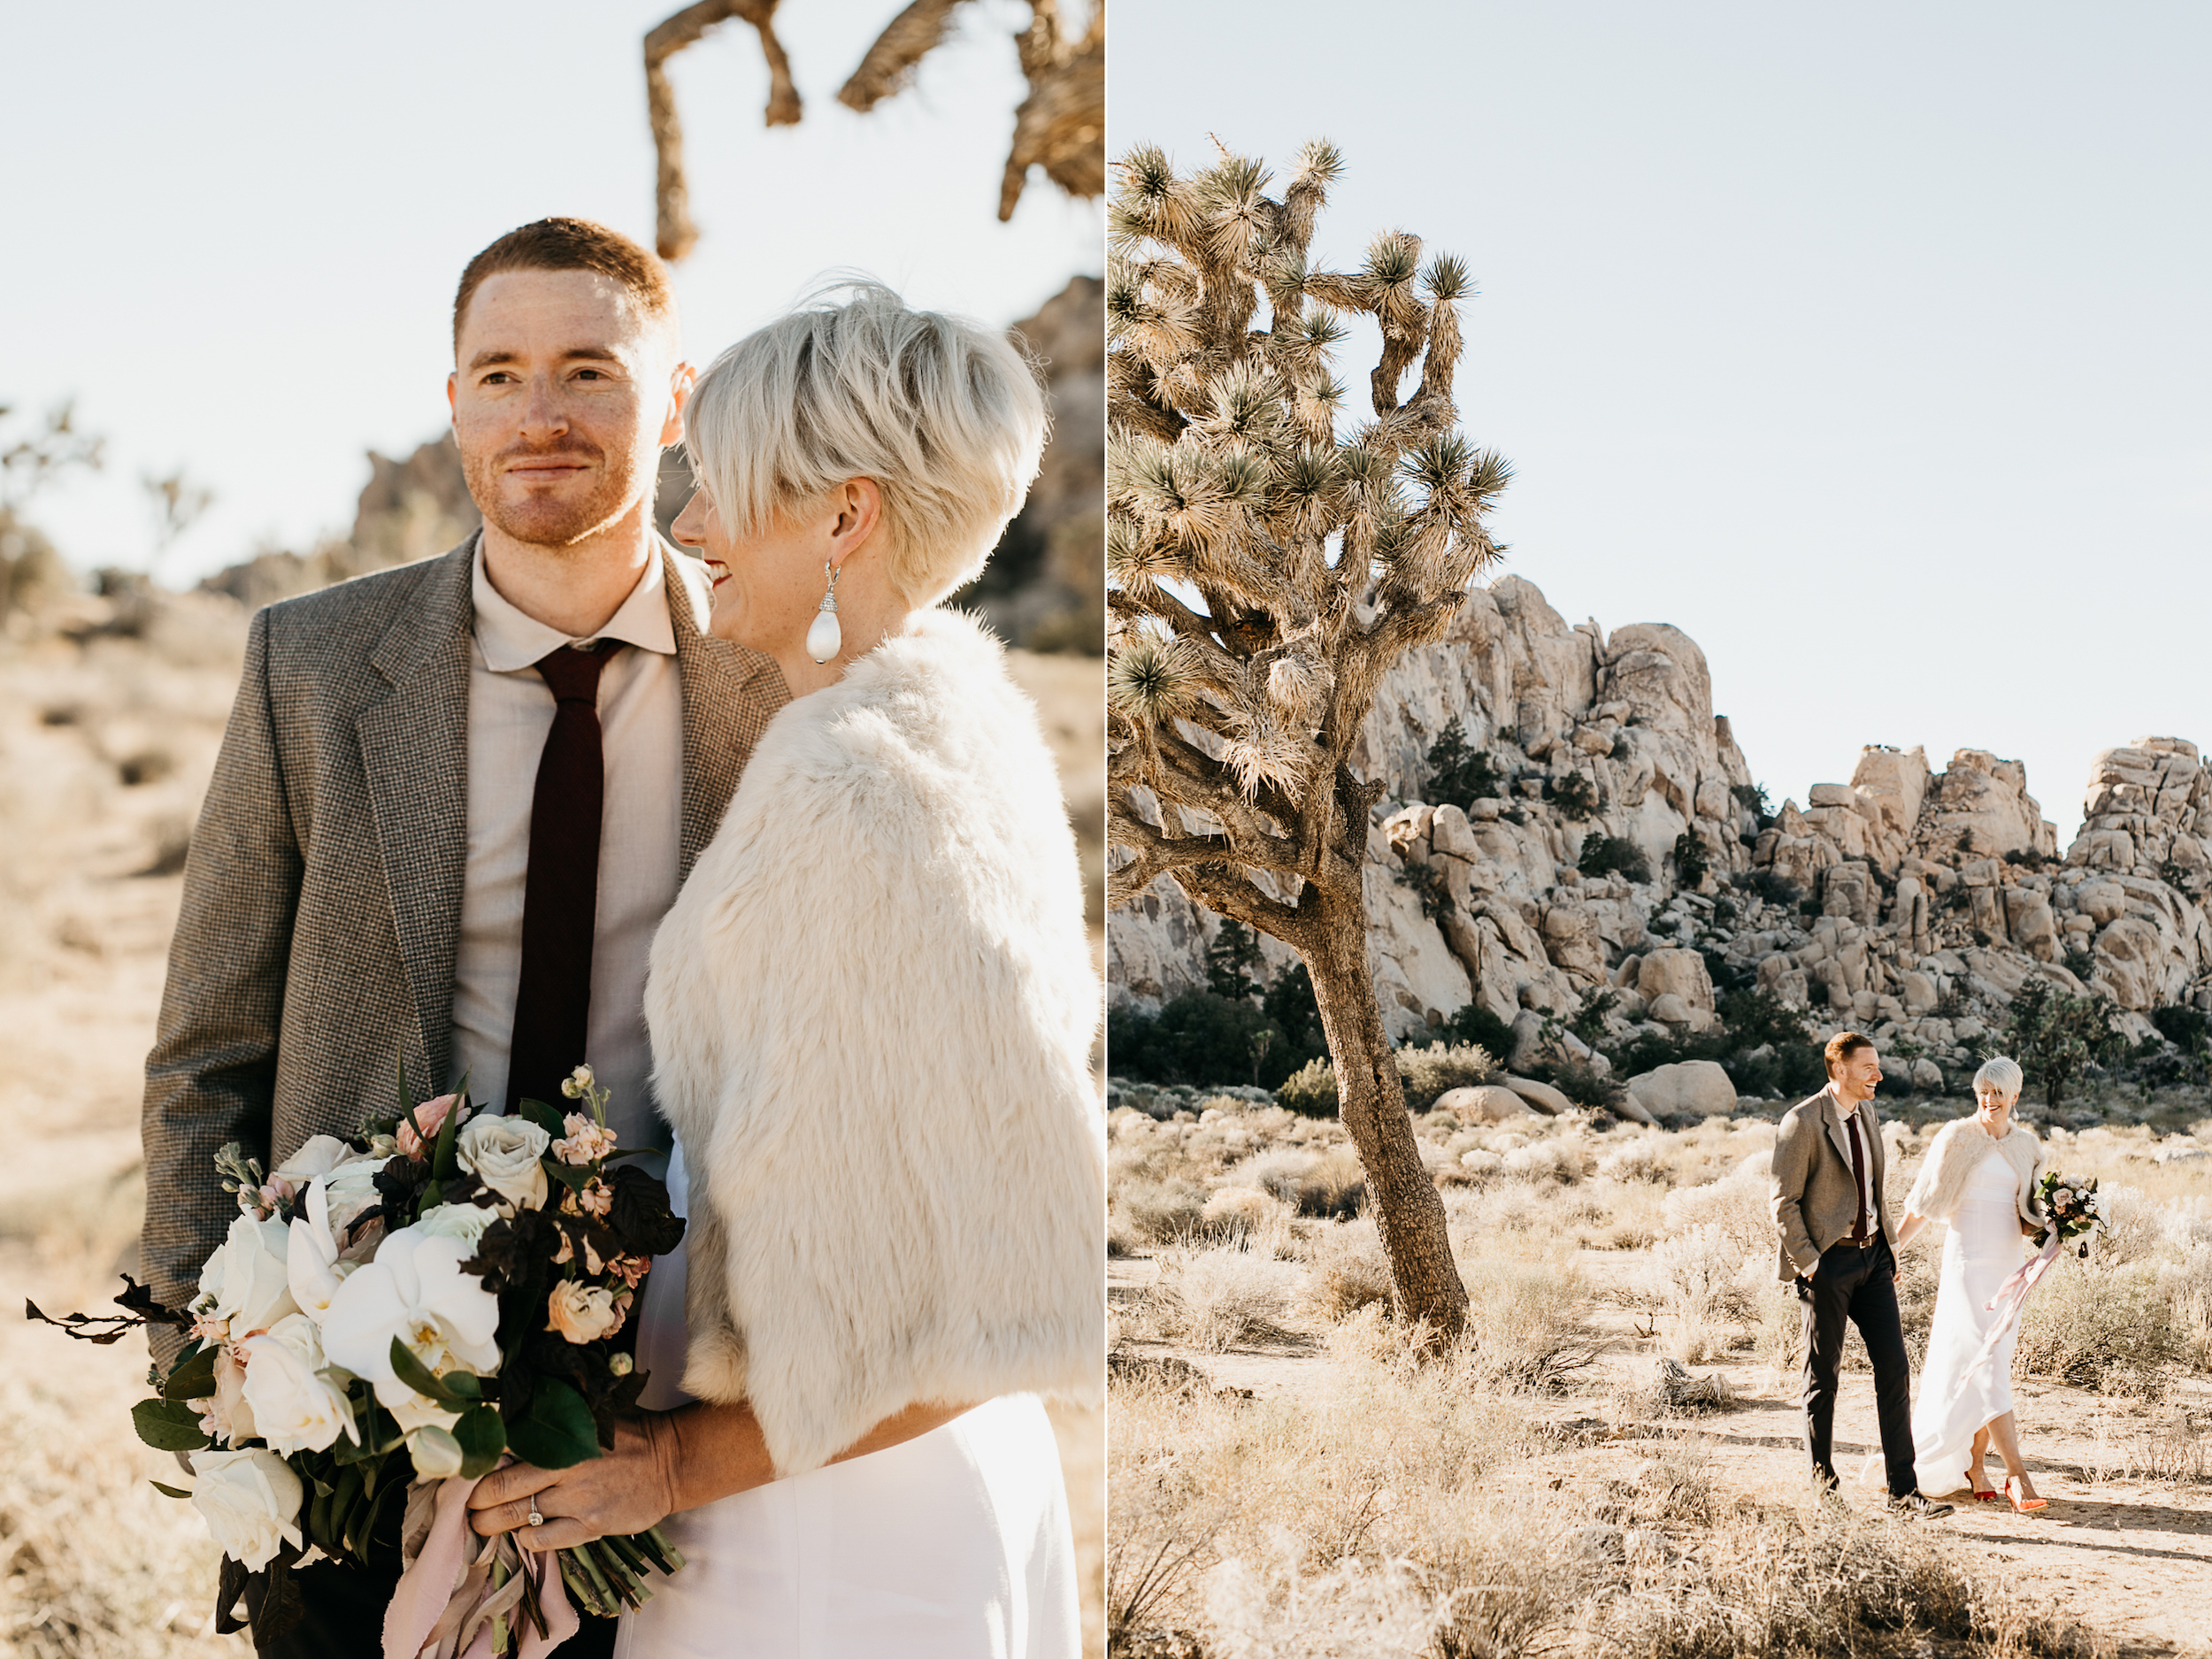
[666,542,789,881]
[357,541,476,1084]
[1821,1088,1855,1173]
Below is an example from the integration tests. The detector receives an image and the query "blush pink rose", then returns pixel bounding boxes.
[396,1094,460,1160]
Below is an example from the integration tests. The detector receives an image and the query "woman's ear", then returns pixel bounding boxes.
[826,478,883,571]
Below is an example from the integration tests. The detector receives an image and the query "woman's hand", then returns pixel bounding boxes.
[1896,1210,1928,1247]
[467,1413,680,1552]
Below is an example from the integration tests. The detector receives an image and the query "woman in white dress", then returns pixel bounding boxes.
[465,281,1105,1655]
[1897,1056,2049,1511]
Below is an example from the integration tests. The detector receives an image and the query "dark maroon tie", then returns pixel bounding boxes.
[505,642,615,1113]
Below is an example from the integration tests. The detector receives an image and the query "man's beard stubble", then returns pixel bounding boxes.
[464,435,648,549]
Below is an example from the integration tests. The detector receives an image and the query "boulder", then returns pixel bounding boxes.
[1647,992,1693,1026]
[1635,948,1716,1016]
[1623,1059,1737,1119]
[1502,1075,1575,1116]
[1909,1057,1944,1091]
[1432,1085,1536,1124]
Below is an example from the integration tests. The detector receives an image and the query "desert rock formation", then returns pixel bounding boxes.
[1110,576,2212,1087]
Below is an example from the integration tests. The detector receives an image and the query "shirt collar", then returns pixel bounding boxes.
[470,537,676,673]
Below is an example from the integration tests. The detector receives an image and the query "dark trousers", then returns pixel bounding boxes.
[1797,1235,1916,1498]
[268,1540,618,1659]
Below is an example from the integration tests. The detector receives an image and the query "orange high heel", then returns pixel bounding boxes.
[1964,1471,2001,1502]
[2003,1475,2047,1512]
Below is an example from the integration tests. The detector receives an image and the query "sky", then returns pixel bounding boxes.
[1109,0,2210,844]
[1,0,1099,580]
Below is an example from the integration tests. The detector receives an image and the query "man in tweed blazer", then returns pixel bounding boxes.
[141,219,786,1656]
[1770,1031,1950,1518]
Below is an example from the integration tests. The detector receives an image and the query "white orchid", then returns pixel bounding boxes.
[286,1179,355,1323]
[319,1224,501,1432]
[270,1135,353,1186]
[239,1314,355,1457]
[412,1199,499,1251]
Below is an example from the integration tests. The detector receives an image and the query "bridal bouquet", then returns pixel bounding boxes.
[2038,1170,2108,1257]
[34,1064,687,1652]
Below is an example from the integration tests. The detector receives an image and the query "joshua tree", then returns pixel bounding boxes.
[1105,139,1509,1338]
[645,0,1103,259]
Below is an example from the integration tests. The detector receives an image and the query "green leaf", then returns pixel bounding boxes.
[503,1379,601,1471]
[518,1097,566,1137]
[332,1399,400,1464]
[132,1398,211,1452]
[541,1157,590,1193]
[432,1093,465,1181]
[162,1343,219,1402]
[453,1403,507,1479]
[150,1479,193,1500]
[388,1338,471,1408]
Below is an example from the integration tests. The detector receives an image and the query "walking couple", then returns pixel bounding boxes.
[1771,1033,2053,1517]
[142,218,1104,1657]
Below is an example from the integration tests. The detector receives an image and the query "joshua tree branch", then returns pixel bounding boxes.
[646,0,800,261]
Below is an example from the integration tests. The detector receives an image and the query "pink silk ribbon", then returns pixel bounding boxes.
[383,1472,580,1659]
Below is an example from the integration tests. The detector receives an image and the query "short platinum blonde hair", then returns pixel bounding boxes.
[1974,1056,2024,1098]
[684,279,1048,607]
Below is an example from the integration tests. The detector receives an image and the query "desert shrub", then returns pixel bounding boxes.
[1301,1219,1395,1322]
[1440,999,1517,1064]
[1113,989,1291,1089]
[1671,829,1710,889]
[2006,977,2124,1110]
[1198,1185,1294,1251]
[2093,1182,2170,1265]
[1732,781,1775,828]
[1579,833,1650,882]
[1149,1246,1305,1354]
[1424,717,1502,810]
[1294,1148,1368,1219]
[1598,1133,1671,1184]
[1525,1054,1624,1111]
[1453,1256,1598,1390]
[1395,1040,1499,1109]
[2151,1003,2210,1054]
[1644,1222,1753,1363]
[1596,1487,2105,1658]
[1549,771,1600,821]
[2015,1260,2185,1396]
[1115,1176,1209,1246]
[1224,1147,1318,1206]
[1502,1135,1594,1184]
[1275,1055,1339,1117]
[2165,1243,2212,1372]
[1660,1156,1774,1259]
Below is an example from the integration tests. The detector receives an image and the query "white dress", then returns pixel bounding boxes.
[613,1141,1080,1659]
[1910,1148,2031,1494]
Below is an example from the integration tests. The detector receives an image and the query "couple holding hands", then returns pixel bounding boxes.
[1774,1033,2053,1516]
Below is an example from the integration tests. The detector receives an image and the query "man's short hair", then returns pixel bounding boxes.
[1824,1030,1874,1078]
[452,218,676,355]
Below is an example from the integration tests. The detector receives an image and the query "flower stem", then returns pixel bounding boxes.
[644,1525,687,1572]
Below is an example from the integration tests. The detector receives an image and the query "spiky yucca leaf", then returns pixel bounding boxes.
[1106,513,1185,597]
[1361,231,1425,326]
[1424,254,1471,303]
[1466,447,1514,507]
[1201,364,1291,448]
[1222,712,1315,799]
[1109,631,1203,726]
[1402,433,1474,496]
[1264,646,1334,729]
[1300,308,1348,355]
[1293,138,1345,189]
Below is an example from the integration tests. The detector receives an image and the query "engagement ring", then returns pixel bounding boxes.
[527,1501,544,1528]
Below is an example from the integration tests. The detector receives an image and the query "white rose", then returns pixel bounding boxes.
[189,1448,303,1572]
[197,1214,301,1337]
[406,1425,466,1479]
[319,1224,501,1432]
[457,1116,550,1212]
[240,1315,354,1457]
[413,1200,499,1250]
[321,1157,389,1245]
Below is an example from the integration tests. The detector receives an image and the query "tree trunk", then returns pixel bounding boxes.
[1304,899,1470,1341]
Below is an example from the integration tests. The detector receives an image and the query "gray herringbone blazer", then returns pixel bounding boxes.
[1769,1086,1899,1281]
[141,535,784,1353]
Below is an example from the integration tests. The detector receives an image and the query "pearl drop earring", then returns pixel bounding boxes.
[805,561,841,664]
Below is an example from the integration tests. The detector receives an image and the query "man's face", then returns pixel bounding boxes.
[448,269,686,549]
[1835,1046,1883,1101]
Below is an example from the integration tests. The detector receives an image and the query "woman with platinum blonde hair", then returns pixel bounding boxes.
[470,280,1103,1657]
[1897,1055,2050,1511]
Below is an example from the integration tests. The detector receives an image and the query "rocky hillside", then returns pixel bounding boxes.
[1110,575,2212,1098]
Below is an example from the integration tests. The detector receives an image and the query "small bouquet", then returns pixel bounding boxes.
[2037,1170,2108,1257]
[33,1063,687,1653]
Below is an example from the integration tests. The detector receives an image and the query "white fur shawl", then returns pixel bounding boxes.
[643,609,1105,1475]
[1901,1116,2045,1232]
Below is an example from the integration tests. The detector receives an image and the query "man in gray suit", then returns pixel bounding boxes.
[142,218,786,1655]
[1770,1031,1952,1517]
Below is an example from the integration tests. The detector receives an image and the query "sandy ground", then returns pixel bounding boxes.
[0,624,1105,1658]
[1110,1252,2212,1657]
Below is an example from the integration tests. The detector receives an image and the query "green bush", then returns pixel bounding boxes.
[1276,1056,1339,1116]
[1671,830,1709,889]
[1111,990,1289,1089]
[1273,1039,1501,1115]
[2005,978,2123,1109]
[1423,718,1500,810]
[1205,919,1268,1001]
[1549,772,1601,822]
[2152,1004,2210,1054]
[1442,1000,1517,1060]
[1578,834,1651,883]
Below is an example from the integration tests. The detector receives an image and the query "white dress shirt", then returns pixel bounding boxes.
[449,541,687,1154]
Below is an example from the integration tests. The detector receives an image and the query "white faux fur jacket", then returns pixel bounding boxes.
[1901,1116,2046,1234]
[643,609,1106,1476]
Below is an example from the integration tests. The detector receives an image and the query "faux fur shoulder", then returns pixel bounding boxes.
[645,607,1104,1475]
[1902,1117,2043,1225]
